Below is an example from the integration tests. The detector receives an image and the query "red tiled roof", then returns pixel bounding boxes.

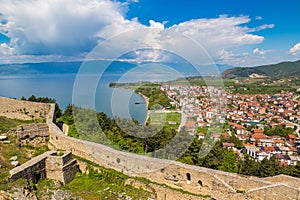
[253,129,264,134]
[221,132,230,137]
[287,134,296,139]
[288,146,297,152]
[274,139,284,143]
[235,124,245,130]
[243,143,254,147]
[252,133,267,140]
[264,146,275,151]
[222,142,235,147]
[185,121,195,128]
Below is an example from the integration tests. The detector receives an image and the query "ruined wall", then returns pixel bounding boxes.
[9,151,56,183]
[17,123,49,147]
[46,152,79,184]
[17,123,49,139]
[9,151,79,185]
[246,184,300,200]
[62,124,69,135]
[47,105,300,199]
[0,97,51,120]
[45,103,300,199]
[2,96,300,199]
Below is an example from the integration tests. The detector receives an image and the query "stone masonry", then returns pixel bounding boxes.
[45,103,300,199]
[17,123,49,147]
[0,97,51,120]
[9,151,79,185]
[1,96,300,199]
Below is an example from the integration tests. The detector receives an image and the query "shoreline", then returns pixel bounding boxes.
[136,92,150,125]
[111,84,150,125]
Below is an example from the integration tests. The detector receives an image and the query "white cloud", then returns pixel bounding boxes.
[289,42,300,55]
[216,49,250,64]
[253,48,266,55]
[0,1,275,66]
[149,20,165,29]
[255,16,263,20]
[0,43,14,55]
[170,15,268,50]
[248,24,275,32]
[168,15,273,65]
[0,0,129,55]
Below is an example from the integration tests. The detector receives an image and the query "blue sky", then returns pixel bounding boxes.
[0,0,300,66]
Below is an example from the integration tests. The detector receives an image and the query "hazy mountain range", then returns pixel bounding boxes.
[0,61,235,76]
[222,60,300,79]
[2,60,299,79]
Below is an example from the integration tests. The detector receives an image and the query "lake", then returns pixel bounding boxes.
[0,61,191,124]
[0,73,149,124]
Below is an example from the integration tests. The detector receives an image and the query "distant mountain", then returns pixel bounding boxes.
[0,61,136,75]
[216,64,236,73]
[222,60,300,79]
[0,61,235,76]
[0,61,81,75]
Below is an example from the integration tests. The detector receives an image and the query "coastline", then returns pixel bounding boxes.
[110,84,150,125]
[137,92,150,125]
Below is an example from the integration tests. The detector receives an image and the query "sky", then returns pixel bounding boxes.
[0,0,300,66]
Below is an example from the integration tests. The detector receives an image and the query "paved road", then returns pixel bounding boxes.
[178,108,187,132]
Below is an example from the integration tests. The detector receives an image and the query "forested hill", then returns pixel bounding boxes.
[222,60,300,79]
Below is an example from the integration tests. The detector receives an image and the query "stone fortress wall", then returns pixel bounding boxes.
[0,97,51,120]
[17,123,49,147]
[9,151,52,183]
[1,96,300,199]
[9,151,79,185]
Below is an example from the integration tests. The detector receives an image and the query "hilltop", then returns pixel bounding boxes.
[222,60,300,79]
[1,96,300,199]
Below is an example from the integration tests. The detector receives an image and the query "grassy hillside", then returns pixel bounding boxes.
[222,60,300,78]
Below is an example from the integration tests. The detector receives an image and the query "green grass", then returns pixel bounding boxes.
[134,176,211,199]
[167,77,234,87]
[62,168,151,200]
[71,156,211,199]
[0,116,43,134]
[148,112,181,129]
[0,116,50,187]
[197,126,209,134]
[0,178,27,191]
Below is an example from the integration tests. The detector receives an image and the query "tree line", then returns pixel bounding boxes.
[57,104,300,178]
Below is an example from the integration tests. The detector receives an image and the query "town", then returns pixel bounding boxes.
[161,84,300,166]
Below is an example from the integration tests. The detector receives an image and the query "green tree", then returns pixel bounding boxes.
[219,151,238,173]
[229,135,243,149]
[238,154,260,176]
[28,95,37,102]
[198,141,227,169]
[258,156,281,177]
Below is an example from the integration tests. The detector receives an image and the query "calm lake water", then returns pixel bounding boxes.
[0,73,148,124]
[0,61,189,124]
